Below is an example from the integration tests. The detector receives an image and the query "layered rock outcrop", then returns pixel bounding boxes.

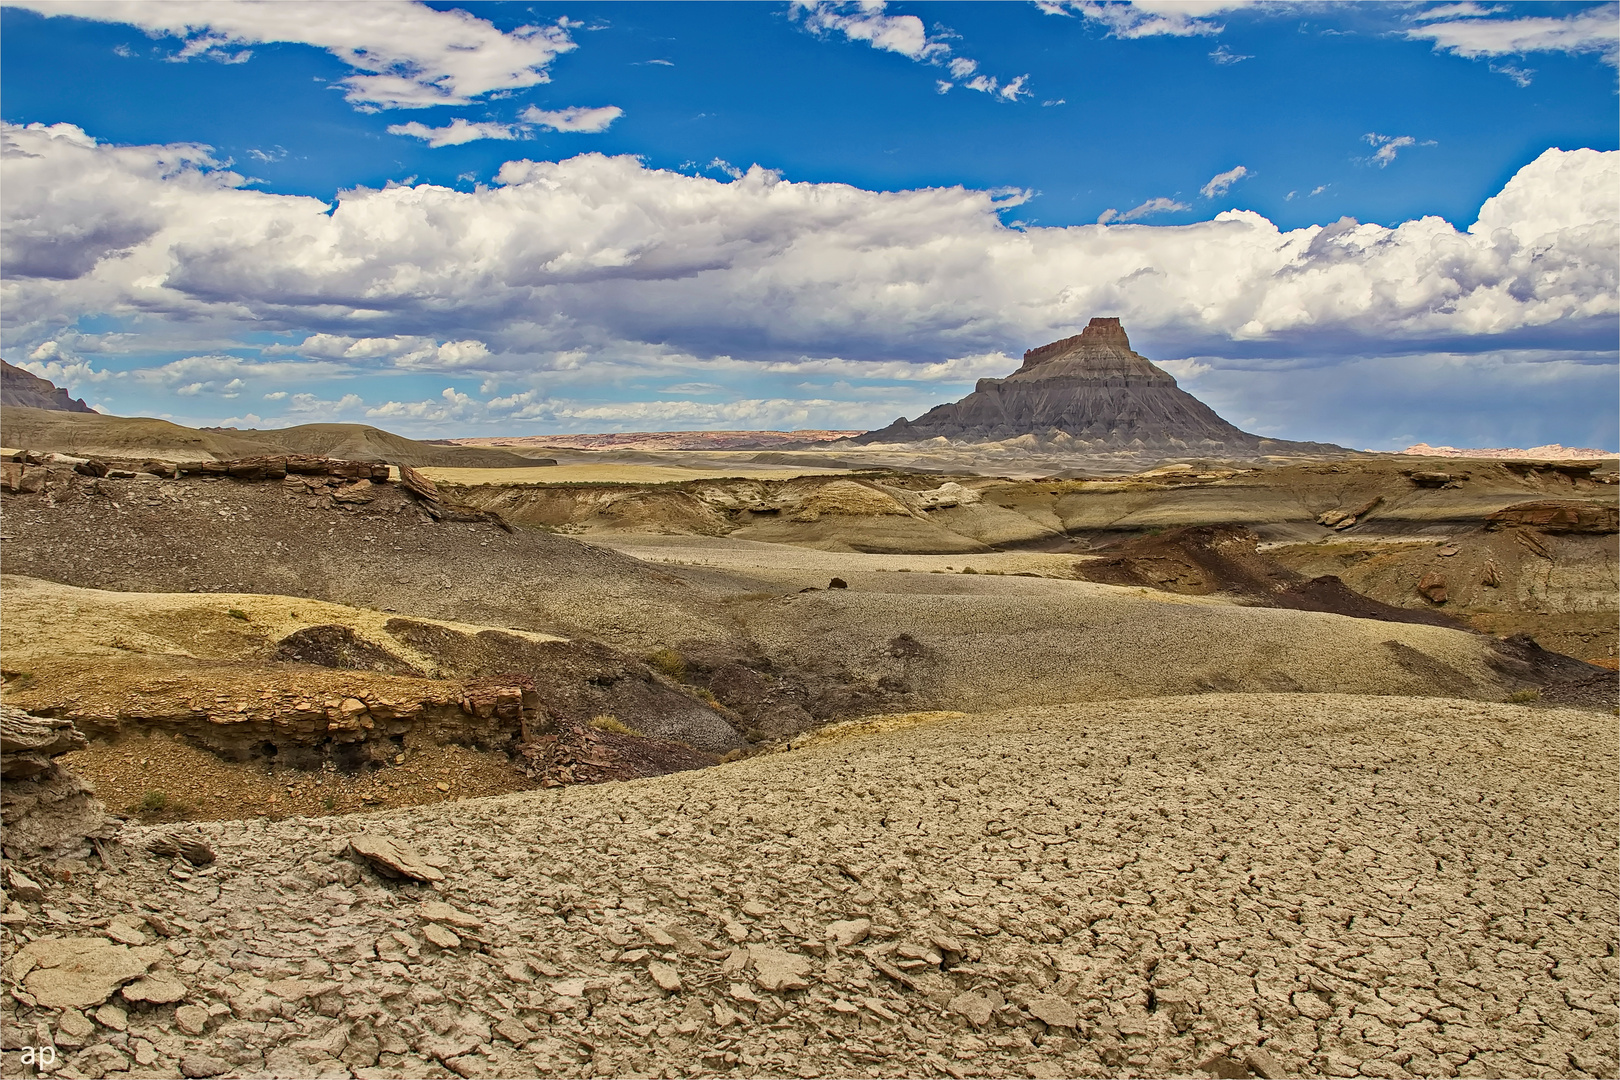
[0,359,94,413]
[0,706,111,857]
[851,318,1343,455]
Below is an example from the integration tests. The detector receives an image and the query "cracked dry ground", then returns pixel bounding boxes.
[4,693,1616,1080]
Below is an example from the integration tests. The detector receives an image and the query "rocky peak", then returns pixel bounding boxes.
[1021,317,1131,368]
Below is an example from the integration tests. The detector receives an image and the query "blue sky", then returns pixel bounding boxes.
[3,1,1617,449]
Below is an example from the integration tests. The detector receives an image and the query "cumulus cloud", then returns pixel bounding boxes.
[1042,1,1260,38]
[7,0,578,109]
[792,1,949,61]
[1405,4,1619,66]
[791,2,1029,99]
[265,333,490,368]
[519,105,623,133]
[3,123,1615,391]
[387,119,524,147]
[1199,165,1249,199]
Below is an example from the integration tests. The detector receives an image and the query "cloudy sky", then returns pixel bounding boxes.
[3,1,1616,449]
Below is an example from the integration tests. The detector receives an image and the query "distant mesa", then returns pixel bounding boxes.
[846,317,1344,456]
[1401,443,1617,461]
[1,360,95,414]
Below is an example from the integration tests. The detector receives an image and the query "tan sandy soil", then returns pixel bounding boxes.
[62,733,535,823]
[594,535,1093,579]
[419,462,854,486]
[2,693,1613,1079]
[0,575,565,677]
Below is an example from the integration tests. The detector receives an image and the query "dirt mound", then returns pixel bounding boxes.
[0,466,736,651]
[271,625,425,676]
[1073,525,1466,630]
[221,422,552,468]
[0,406,286,462]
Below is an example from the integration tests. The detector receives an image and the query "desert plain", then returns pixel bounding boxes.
[1,358,1617,1080]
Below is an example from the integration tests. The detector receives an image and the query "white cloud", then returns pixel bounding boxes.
[1199,165,1249,199]
[519,105,623,133]
[387,119,524,148]
[265,333,490,369]
[1209,44,1251,64]
[965,73,1031,101]
[1363,132,1430,167]
[7,1,578,109]
[3,124,1615,387]
[1098,196,1192,223]
[792,2,1028,100]
[1405,6,1619,66]
[1048,1,1261,39]
[792,1,948,61]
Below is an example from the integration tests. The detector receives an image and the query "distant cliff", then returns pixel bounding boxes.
[1,360,95,413]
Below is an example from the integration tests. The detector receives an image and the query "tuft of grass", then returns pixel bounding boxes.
[226,608,250,621]
[961,566,977,574]
[140,790,168,812]
[588,713,639,736]
[1507,689,1540,704]
[646,648,686,680]
[321,794,337,812]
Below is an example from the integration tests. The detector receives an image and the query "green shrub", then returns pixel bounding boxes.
[226,608,249,621]
[140,790,168,812]
[1507,689,1540,704]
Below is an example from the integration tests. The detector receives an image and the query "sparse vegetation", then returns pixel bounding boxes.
[589,713,639,736]
[322,794,337,811]
[1508,689,1541,704]
[647,647,686,679]
[226,608,249,621]
[140,789,168,811]
[961,566,977,574]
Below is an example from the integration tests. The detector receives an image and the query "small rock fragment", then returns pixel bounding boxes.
[347,834,446,882]
[749,946,811,992]
[826,918,871,947]
[95,1003,128,1031]
[180,1051,229,1078]
[1025,993,1077,1028]
[54,1007,95,1048]
[648,961,682,992]
[421,923,461,950]
[1245,1047,1284,1079]
[175,1004,210,1035]
[419,900,482,929]
[949,991,995,1027]
[123,973,188,1004]
[3,866,45,901]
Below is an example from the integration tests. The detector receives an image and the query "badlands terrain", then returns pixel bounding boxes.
[1,343,1616,1080]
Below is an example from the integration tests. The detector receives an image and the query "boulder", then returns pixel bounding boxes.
[1417,572,1448,604]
